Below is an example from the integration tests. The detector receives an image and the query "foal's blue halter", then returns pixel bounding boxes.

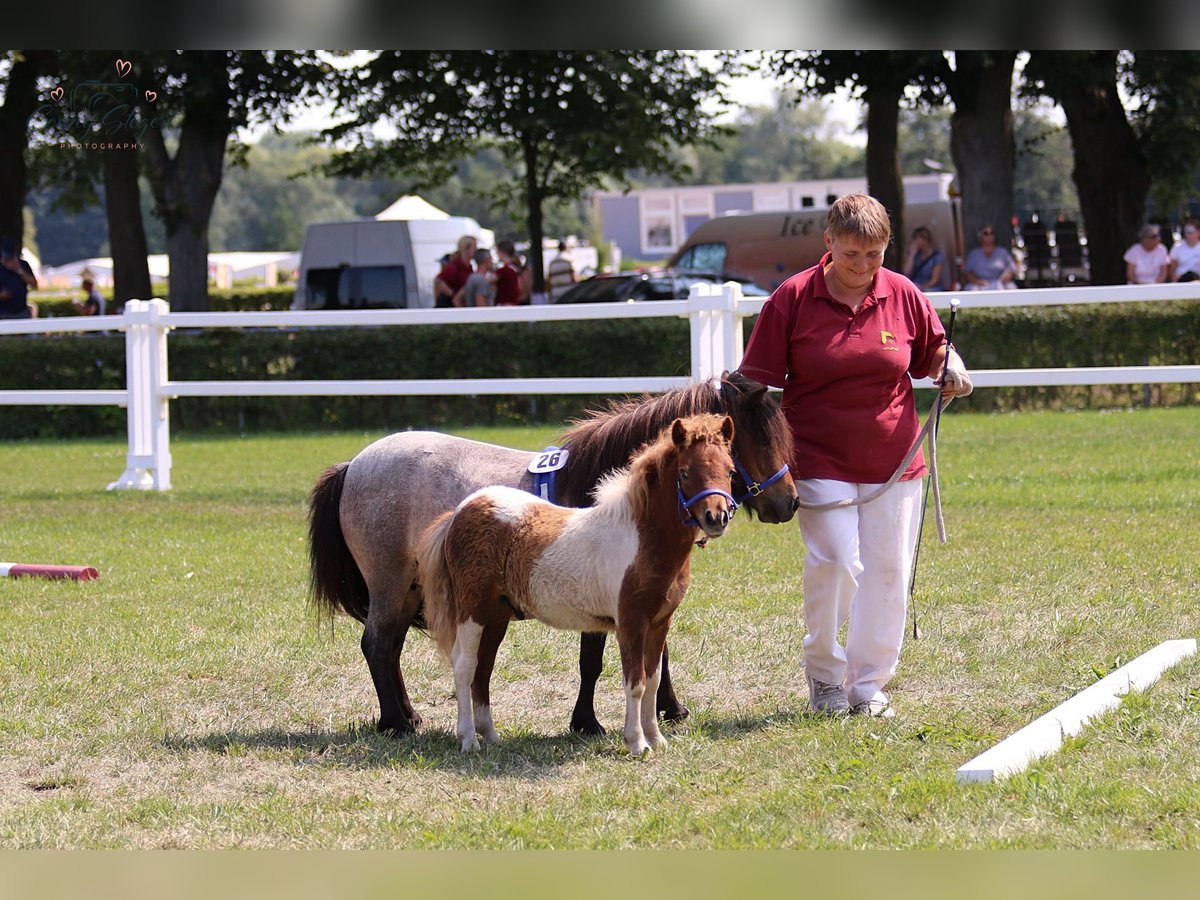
[730,449,789,503]
[677,480,738,529]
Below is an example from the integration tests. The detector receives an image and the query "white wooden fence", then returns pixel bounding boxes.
[1,280,1198,492]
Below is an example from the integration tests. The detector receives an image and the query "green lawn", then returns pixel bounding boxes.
[0,407,1198,848]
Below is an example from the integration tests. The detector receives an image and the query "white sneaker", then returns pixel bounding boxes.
[807,676,849,715]
[850,698,895,719]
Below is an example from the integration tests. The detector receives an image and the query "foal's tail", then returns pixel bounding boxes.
[414,510,459,660]
[308,462,370,624]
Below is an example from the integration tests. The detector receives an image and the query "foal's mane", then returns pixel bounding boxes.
[593,414,732,522]
[556,372,791,508]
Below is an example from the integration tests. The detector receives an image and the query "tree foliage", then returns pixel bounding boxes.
[321,51,730,292]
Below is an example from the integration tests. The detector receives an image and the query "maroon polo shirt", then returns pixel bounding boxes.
[493,264,520,306]
[438,256,473,295]
[738,253,946,484]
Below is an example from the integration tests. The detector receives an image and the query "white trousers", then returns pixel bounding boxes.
[795,477,924,708]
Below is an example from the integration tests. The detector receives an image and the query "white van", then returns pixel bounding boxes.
[293,217,495,310]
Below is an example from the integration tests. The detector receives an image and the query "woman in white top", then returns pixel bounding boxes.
[1169,221,1200,282]
[1124,225,1169,284]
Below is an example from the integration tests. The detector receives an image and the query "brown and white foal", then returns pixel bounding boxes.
[417,414,736,755]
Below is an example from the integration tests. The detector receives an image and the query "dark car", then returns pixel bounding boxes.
[553,269,771,304]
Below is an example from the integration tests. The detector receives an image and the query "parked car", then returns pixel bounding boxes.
[553,269,771,304]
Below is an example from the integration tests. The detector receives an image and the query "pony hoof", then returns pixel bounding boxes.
[482,730,502,745]
[460,736,481,753]
[658,703,689,723]
[378,716,419,736]
[570,714,607,737]
[626,739,652,756]
[648,731,668,750]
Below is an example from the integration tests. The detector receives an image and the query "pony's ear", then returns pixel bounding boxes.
[720,415,735,444]
[728,369,768,401]
[671,417,688,448]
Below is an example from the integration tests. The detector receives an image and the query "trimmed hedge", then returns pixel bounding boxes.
[1,301,1196,439]
[33,287,295,318]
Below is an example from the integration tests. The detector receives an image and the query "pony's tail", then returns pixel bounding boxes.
[308,462,370,624]
[415,511,459,660]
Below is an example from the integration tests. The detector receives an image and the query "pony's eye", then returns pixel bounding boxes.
[679,468,689,480]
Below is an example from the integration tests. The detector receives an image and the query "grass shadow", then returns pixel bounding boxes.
[162,721,618,779]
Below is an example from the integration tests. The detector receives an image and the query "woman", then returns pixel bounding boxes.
[963,225,1016,290]
[492,240,522,306]
[432,235,477,308]
[902,225,949,292]
[737,194,972,719]
[1124,225,1169,285]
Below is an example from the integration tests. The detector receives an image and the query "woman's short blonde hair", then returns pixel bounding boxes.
[826,194,892,246]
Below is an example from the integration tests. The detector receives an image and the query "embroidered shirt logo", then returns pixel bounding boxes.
[880,330,899,351]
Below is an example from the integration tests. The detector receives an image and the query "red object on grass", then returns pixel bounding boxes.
[0,563,100,581]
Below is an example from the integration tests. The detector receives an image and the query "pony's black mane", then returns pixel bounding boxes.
[555,372,792,508]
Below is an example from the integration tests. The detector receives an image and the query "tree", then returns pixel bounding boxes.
[30,51,156,305]
[680,93,865,186]
[942,52,1017,249]
[322,51,730,295]
[1024,51,1150,285]
[770,51,943,269]
[130,51,330,310]
[0,51,52,251]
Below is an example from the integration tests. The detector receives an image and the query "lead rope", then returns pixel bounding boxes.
[794,393,952,529]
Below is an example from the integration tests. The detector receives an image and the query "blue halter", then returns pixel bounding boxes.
[730,449,789,503]
[677,479,738,529]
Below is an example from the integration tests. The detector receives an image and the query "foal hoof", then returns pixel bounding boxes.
[460,736,481,753]
[658,702,689,724]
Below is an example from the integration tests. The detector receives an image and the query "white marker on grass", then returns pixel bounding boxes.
[956,638,1197,783]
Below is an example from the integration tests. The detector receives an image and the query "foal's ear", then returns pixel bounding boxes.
[720,415,735,444]
[671,417,688,448]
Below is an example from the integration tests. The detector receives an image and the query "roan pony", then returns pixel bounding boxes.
[308,372,798,736]
[417,414,737,754]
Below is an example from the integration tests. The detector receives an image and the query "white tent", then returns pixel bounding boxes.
[41,252,298,290]
[375,195,450,221]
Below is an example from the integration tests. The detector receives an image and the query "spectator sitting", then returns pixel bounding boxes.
[1124,225,1169,285]
[72,276,107,316]
[1169,220,1200,282]
[901,225,949,292]
[0,238,38,319]
[963,225,1017,290]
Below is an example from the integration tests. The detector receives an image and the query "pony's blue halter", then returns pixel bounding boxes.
[677,479,738,530]
[730,450,789,503]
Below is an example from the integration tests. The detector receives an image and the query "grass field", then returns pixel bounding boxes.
[1,407,1198,849]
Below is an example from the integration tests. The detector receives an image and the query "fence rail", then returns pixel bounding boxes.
[2,280,1198,491]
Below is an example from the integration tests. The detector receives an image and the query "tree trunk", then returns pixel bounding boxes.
[864,83,905,270]
[523,137,546,297]
[101,148,152,310]
[1033,52,1149,286]
[0,52,47,250]
[949,51,1017,264]
[142,62,231,312]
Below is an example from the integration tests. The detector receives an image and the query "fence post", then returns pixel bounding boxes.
[716,280,744,375]
[689,280,745,381]
[107,299,172,491]
[689,281,714,381]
